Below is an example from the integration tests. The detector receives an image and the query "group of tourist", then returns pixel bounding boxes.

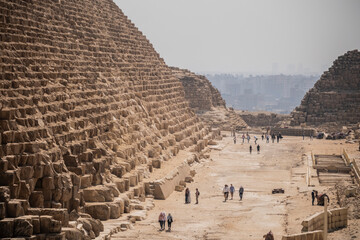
[232,131,285,155]
[222,184,244,202]
[232,131,283,144]
[185,187,200,204]
[158,211,173,232]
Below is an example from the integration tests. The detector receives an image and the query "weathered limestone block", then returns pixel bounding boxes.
[106,202,121,219]
[0,186,10,202]
[153,162,191,199]
[40,215,52,233]
[114,178,126,193]
[0,218,14,238]
[152,159,161,168]
[7,200,24,217]
[84,203,110,220]
[14,218,33,237]
[27,208,69,227]
[62,227,83,240]
[83,185,114,202]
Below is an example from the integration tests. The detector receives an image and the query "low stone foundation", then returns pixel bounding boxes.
[301,208,348,232]
[282,230,323,240]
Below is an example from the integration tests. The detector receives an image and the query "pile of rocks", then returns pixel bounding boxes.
[0,0,214,238]
[291,50,360,129]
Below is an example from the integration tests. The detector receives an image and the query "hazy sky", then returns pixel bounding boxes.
[115,0,360,75]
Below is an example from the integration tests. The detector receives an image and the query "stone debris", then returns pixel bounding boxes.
[272,188,285,194]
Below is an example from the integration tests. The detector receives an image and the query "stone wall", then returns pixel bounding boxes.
[238,111,288,128]
[0,0,210,238]
[171,67,226,112]
[301,208,348,232]
[291,50,360,129]
[282,230,323,240]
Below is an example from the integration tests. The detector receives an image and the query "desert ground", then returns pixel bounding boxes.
[112,132,360,240]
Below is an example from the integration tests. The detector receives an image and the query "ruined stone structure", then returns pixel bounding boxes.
[171,67,226,112]
[291,50,360,129]
[0,0,211,238]
[238,112,288,128]
[171,68,247,131]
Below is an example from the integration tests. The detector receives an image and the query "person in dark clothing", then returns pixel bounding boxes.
[195,188,200,204]
[167,213,173,232]
[239,186,244,200]
[271,133,275,143]
[185,188,190,204]
[257,144,260,153]
[249,145,252,154]
[311,190,316,205]
[262,134,264,141]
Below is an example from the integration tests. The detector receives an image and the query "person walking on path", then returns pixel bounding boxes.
[230,184,235,200]
[262,133,264,141]
[247,133,250,143]
[276,134,280,143]
[249,145,252,154]
[254,136,258,144]
[271,133,275,143]
[233,136,236,144]
[257,144,260,153]
[195,188,200,204]
[311,190,316,205]
[266,134,269,143]
[242,134,245,144]
[167,213,173,232]
[223,184,229,202]
[158,211,166,231]
[239,186,244,200]
[185,188,191,204]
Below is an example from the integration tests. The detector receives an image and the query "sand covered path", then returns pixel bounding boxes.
[112,134,309,239]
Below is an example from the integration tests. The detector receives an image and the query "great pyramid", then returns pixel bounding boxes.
[0,0,213,238]
[291,50,360,129]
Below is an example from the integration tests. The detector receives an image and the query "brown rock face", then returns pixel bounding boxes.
[171,68,247,130]
[291,50,360,128]
[171,67,226,112]
[0,0,210,238]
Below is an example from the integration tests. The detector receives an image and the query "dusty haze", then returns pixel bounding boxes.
[115,0,360,75]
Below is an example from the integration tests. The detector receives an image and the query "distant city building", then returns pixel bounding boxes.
[205,74,319,113]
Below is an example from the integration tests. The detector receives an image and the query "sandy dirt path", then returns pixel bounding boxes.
[112,134,312,240]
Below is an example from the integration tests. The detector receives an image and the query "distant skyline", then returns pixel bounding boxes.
[115,0,360,75]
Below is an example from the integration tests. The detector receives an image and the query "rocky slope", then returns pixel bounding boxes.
[291,50,360,130]
[171,67,226,112]
[0,0,212,238]
[171,67,248,131]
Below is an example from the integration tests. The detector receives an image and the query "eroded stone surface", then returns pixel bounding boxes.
[0,0,213,238]
[291,50,360,130]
